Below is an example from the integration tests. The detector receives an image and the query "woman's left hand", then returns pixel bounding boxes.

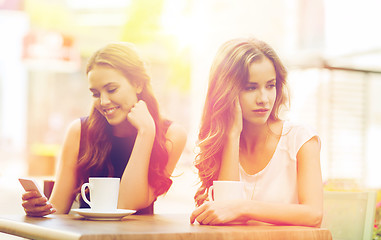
[127,100,155,134]
[190,200,246,225]
[229,98,243,139]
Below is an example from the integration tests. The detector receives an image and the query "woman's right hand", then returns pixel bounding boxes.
[127,100,156,135]
[22,191,56,217]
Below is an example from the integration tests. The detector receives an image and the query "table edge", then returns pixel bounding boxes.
[0,217,80,240]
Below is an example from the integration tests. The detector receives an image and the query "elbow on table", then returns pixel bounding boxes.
[118,197,153,212]
[118,202,147,211]
[306,209,323,228]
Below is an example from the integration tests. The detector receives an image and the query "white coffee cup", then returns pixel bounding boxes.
[81,177,120,212]
[208,181,246,201]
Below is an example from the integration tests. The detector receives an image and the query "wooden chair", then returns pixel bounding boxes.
[43,180,55,199]
[321,191,377,240]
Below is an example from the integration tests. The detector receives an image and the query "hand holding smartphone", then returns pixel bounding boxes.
[19,178,56,216]
[19,178,46,198]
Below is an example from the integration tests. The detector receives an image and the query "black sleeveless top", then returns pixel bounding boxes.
[78,117,170,214]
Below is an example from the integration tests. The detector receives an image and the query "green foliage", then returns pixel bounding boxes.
[168,47,191,92]
[121,0,165,43]
[373,191,381,240]
[374,225,381,240]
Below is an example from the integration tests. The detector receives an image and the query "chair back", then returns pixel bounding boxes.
[321,191,377,240]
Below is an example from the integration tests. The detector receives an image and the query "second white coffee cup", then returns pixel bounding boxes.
[81,177,120,212]
[208,180,246,201]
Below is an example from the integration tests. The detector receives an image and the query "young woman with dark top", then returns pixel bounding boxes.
[22,42,187,216]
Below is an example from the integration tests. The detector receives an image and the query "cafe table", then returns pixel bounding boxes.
[0,213,332,240]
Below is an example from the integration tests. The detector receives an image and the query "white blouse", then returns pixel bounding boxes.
[239,121,319,204]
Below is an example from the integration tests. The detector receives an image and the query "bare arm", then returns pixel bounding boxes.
[191,137,323,227]
[49,119,81,213]
[218,135,240,181]
[218,99,242,181]
[118,101,187,210]
[117,118,155,210]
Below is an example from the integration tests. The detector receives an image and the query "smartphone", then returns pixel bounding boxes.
[19,178,46,198]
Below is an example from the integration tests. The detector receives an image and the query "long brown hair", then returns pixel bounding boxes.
[76,42,171,196]
[194,38,289,206]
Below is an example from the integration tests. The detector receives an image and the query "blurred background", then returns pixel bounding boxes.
[0,0,380,217]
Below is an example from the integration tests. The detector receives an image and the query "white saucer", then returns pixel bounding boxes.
[71,208,136,220]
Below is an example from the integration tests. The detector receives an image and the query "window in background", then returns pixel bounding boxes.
[289,67,381,188]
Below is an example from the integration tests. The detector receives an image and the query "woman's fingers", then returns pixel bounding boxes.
[22,191,41,201]
[127,100,155,133]
[191,201,242,225]
[22,191,55,217]
[202,212,219,225]
[190,203,207,224]
[24,203,56,217]
[22,195,48,208]
[190,202,216,224]
[25,207,55,217]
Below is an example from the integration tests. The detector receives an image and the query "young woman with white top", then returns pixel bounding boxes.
[190,37,323,227]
